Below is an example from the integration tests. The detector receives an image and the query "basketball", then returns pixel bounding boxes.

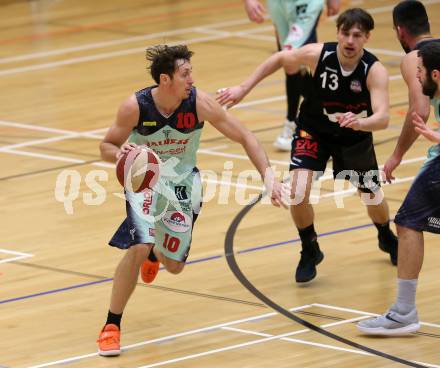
[116,146,161,192]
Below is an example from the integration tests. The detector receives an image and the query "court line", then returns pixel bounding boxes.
[0,33,231,77]
[0,222,381,306]
[2,0,423,65]
[0,120,107,138]
[222,325,371,356]
[0,249,33,264]
[0,1,242,46]
[26,305,311,368]
[9,226,438,366]
[221,324,440,368]
[0,117,422,195]
[225,195,430,367]
[138,305,440,368]
[314,303,440,329]
[0,278,112,305]
[0,21,251,64]
[2,0,437,78]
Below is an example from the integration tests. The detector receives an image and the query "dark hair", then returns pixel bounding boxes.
[336,8,374,33]
[393,1,430,36]
[418,42,440,74]
[146,45,194,84]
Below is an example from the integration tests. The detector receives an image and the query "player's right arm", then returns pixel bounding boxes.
[100,94,140,163]
[216,43,322,108]
[383,51,431,182]
[243,0,266,24]
[326,0,341,16]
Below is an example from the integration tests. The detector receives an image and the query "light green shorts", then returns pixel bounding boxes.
[267,0,324,48]
[109,168,202,262]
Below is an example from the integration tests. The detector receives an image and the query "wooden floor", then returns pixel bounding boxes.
[1,0,440,367]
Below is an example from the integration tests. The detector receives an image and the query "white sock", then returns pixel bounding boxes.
[395,278,417,314]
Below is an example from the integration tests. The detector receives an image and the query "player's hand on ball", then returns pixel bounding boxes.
[117,142,138,160]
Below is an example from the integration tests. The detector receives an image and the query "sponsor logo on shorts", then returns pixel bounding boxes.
[129,228,136,240]
[143,189,153,214]
[299,130,312,139]
[294,137,318,159]
[143,121,157,126]
[428,217,440,229]
[175,185,188,200]
[350,80,362,93]
[162,211,191,233]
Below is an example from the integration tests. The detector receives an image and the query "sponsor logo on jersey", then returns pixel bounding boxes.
[162,211,191,233]
[350,80,362,93]
[149,228,156,237]
[143,121,157,126]
[145,138,189,147]
[163,129,171,139]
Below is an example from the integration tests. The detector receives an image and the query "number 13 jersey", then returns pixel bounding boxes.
[298,42,378,141]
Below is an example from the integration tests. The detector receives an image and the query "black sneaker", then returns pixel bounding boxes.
[295,242,324,283]
[378,231,398,266]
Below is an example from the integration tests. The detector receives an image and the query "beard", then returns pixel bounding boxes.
[399,39,411,54]
[422,75,438,98]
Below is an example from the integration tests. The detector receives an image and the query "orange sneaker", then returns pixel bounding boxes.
[140,258,160,283]
[97,324,121,356]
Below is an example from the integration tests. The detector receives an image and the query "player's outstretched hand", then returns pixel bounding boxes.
[263,173,289,209]
[244,0,266,23]
[383,153,401,184]
[326,0,341,16]
[216,86,246,109]
[413,111,440,143]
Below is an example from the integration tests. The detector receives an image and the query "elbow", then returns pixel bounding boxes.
[417,110,430,122]
[381,113,390,129]
[411,100,430,122]
[99,141,106,160]
[375,112,389,130]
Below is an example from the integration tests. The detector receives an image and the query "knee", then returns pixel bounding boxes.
[290,181,311,206]
[128,244,152,264]
[290,187,309,206]
[163,260,185,275]
[396,224,410,237]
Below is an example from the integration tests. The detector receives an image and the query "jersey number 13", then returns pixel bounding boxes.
[320,71,339,91]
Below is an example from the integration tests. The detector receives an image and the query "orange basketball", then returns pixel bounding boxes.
[116,146,161,192]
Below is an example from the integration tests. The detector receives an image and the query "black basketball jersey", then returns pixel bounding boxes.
[298,42,378,141]
[414,37,440,51]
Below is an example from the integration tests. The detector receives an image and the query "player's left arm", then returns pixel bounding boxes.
[197,90,286,208]
[338,62,389,131]
[362,62,390,131]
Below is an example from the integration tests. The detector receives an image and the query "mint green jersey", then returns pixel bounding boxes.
[129,86,204,175]
[427,97,440,160]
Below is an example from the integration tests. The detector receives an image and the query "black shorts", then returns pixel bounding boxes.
[394,155,440,233]
[289,129,380,193]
